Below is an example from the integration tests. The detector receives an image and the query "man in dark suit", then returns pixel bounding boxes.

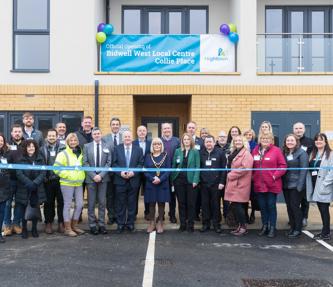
[186,121,204,220]
[133,125,151,219]
[83,127,112,235]
[112,131,144,233]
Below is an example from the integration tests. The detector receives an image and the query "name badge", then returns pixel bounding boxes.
[1,158,8,164]
[312,171,318,176]
[264,157,270,161]
[206,160,212,166]
[254,155,260,161]
[10,145,17,151]
[60,140,66,145]
[176,158,180,164]
[212,158,217,161]
[287,154,293,161]
[103,149,109,153]
[301,146,308,152]
[171,186,175,193]
[50,151,56,157]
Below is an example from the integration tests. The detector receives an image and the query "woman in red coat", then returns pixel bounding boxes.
[225,135,254,236]
[252,132,287,238]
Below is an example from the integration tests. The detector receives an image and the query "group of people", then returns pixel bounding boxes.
[0,113,332,243]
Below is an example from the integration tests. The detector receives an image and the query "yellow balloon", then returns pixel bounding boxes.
[96,32,106,44]
[228,23,237,33]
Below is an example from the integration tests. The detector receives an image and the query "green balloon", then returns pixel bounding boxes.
[228,23,237,33]
[96,32,106,44]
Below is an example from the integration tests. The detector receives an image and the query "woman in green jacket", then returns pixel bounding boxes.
[171,133,200,232]
[54,133,85,237]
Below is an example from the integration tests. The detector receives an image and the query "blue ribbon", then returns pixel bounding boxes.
[0,163,331,172]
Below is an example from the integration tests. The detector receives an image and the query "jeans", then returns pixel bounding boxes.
[317,202,331,236]
[256,192,277,228]
[60,185,83,222]
[3,181,22,226]
[0,200,6,231]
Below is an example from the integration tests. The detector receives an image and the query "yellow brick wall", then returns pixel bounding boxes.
[1,84,333,139]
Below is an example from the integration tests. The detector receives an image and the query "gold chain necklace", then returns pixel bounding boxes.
[150,152,167,176]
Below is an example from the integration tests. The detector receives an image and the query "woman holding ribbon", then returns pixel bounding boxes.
[144,137,171,234]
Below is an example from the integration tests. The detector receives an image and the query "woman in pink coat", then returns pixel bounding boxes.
[225,135,254,236]
[252,132,287,238]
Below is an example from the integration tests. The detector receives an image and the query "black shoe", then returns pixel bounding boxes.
[286,229,294,236]
[22,228,28,239]
[90,227,99,235]
[288,230,301,239]
[31,228,39,238]
[126,225,136,232]
[258,225,269,236]
[214,226,222,234]
[178,225,187,232]
[169,216,177,224]
[313,232,322,240]
[187,226,194,233]
[0,235,5,243]
[267,227,276,238]
[200,225,210,233]
[116,226,124,234]
[99,226,108,235]
[313,233,331,241]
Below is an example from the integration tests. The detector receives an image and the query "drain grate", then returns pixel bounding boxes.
[140,258,174,266]
[242,279,333,287]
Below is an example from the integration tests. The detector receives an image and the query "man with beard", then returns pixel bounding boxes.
[22,112,44,147]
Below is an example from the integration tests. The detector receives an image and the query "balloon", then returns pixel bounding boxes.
[229,23,237,33]
[103,24,114,36]
[97,23,105,32]
[219,24,230,35]
[96,32,107,44]
[228,32,239,44]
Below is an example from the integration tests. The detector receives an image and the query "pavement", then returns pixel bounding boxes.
[1,200,332,287]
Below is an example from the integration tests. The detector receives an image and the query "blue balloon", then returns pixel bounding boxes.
[103,24,114,36]
[228,32,239,44]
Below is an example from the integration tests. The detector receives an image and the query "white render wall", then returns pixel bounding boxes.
[1,0,333,86]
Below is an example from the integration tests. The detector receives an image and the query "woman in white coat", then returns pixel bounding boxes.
[306,133,333,241]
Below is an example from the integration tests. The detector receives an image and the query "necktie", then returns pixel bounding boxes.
[96,143,100,167]
[126,147,130,168]
[114,134,117,146]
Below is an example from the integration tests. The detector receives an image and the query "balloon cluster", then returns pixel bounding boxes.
[96,23,114,44]
[219,23,239,44]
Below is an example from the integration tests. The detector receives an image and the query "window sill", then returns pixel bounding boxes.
[11,69,50,73]
[95,72,241,75]
[257,72,333,76]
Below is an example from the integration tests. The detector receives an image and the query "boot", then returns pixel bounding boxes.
[64,222,77,237]
[267,226,276,238]
[58,223,65,233]
[146,221,155,233]
[45,223,53,234]
[156,221,164,234]
[21,221,28,239]
[233,225,248,236]
[71,220,85,235]
[258,224,269,236]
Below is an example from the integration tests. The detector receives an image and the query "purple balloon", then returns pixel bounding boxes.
[220,24,230,36]
[97,23,106,32]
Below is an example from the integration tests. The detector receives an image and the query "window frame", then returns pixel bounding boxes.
[121,6,209,34]
[12,0,50,73]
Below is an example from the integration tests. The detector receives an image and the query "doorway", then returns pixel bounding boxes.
[134,95,190,139]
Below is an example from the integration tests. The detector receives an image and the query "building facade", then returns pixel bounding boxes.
[1,0,333,144]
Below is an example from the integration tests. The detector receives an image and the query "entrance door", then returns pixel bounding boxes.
[251,111,320,147]
[141,117,179,140]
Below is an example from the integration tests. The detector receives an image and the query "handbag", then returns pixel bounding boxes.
[24,202,42,221]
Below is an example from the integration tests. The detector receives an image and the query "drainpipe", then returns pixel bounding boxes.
[94,80,99,127]
[106,0,110,24]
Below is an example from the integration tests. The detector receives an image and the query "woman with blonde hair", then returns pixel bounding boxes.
[171,133,200,232]
[54,133,85,237]
[243,129,257,152]
[258,121,279,147]
[144,138,171,234]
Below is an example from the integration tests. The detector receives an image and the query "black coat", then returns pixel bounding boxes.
[0,150,11,203]
[16,153,46,206]
[112,144,144,189]
[283,147,309,192]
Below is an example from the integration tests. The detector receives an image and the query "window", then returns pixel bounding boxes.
[1,111,82,139]
[122,6,208,34]
[13,0,50,72]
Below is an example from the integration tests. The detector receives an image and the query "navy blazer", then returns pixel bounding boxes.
[112,144,144,188]
[133,139,152,157]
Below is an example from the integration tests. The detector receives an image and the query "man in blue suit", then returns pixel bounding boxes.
[112,131,144,233]
[133,125,151,220]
